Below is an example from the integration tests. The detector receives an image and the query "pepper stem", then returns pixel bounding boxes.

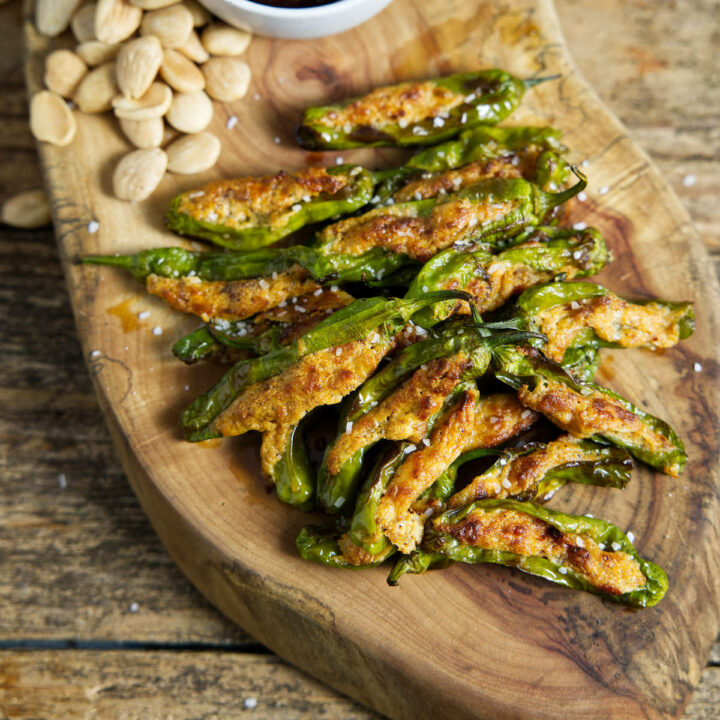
[543,165,587,211]
[524,74,562,88]
[80,254,132,270]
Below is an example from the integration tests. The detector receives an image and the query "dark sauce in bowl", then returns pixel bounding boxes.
[249,0,339,7]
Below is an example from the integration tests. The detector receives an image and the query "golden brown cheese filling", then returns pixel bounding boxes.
[174,167,351,230]
[320,82,466,131]
[146,266,319,322]
[437,508,646,595]
[324,352,473,476]
[517,378,680,476]
[448,434,600,508]
[465,393,539,449]
[378,388,478,554]
[211,335,394,477]
[318,198,519,261]
[535,294,686,362]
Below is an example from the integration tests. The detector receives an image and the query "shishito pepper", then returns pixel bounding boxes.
[83,245,413,322]
[390,499,668,607]
[405,225,610,328]
[180,291,476,441]
[314,171,587,262]
[296,524,396,569]
[165,165,375,250]
[494,346,686,476]
[446,435,632,508]
[172,288,354,364]
[317,323,541,514]
[513,280,695,364]
[296,70,556,150]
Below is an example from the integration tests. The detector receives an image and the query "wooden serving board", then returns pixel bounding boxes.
[24,1,720,718]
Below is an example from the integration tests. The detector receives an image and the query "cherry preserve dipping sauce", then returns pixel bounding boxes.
[249,0,339,7]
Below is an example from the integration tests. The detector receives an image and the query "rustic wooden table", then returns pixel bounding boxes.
[1,0,717,718]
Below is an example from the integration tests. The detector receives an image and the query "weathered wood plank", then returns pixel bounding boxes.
[0,650,382,719]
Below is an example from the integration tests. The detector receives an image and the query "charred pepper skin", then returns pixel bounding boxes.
[494,346,687,476]
[405,225,611,328]
[165,165,375,250]
[393,499,668,608]
[296,70,556,150]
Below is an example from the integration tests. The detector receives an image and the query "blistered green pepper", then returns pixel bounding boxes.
[315,171,587,262]
[494,346,686,476]
[296,70,556,150]
[446,436,632,507]
[272,419,315,510]
[391,499,668,607]
[296,524,395,569]
[165,165,375,250]
[405,226,610,327]
[180,291,475,441]
[513,280,695,364]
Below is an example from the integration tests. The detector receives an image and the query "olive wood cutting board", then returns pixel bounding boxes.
[24,1,720,718]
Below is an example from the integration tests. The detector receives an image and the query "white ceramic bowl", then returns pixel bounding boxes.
[198,0,395,39]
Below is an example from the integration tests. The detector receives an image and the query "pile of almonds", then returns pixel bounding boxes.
[31,0,253,203]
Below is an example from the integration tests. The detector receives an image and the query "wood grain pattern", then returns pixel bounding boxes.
[20,1,720,719]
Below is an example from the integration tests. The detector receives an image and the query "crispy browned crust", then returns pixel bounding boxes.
[317,198,519,261]
[465,393,539,450]
[535,294,687,363]
[324,352,474,476]
[378,387,478,554]
[211,335,394,477]
[448,434,598,508]
[337,533,395,567]
[517,378,679,476]
[174,167,351,231]
[146,266,319,322]
[437,507,646,595]
[394,155,529,202]
[320,82,465,131]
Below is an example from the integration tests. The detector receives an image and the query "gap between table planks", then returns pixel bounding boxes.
[20,0,720,718]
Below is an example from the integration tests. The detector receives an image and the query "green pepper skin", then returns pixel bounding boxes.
[494,346,687,476]
[272,421,315,510]
[316,171,587,262]
[296,525,396,568]
[165,165,375,250]
[405,225,610,328]
[296,70,551,150]
[387,549,451,585]
[406,126,566,173]
[172,326,224,364]
[180,291,475,441]
[418,499,668,607]
[515,280,695,356]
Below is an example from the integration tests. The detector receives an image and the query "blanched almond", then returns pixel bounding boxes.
[76,40,121,66]
[183,0,210,27]
[44,50,88,99]
[112,82,173,120]
[35,0,83,37]
[165,89,212,133]
[116,36,163,98]
[166,131,220,174]
[73,62,118,113]
[119,117,165,148]
[30,91,77,146]
[201,23,251,57]
[71,3,96,42]
[1,190,52,229]
[95,0,143,44]
[176,29,209,63]
[202,57,251,102]
[140,5,193,48]
[159,48,205,93]
[130,0,181,7]
[113,148,167,201]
